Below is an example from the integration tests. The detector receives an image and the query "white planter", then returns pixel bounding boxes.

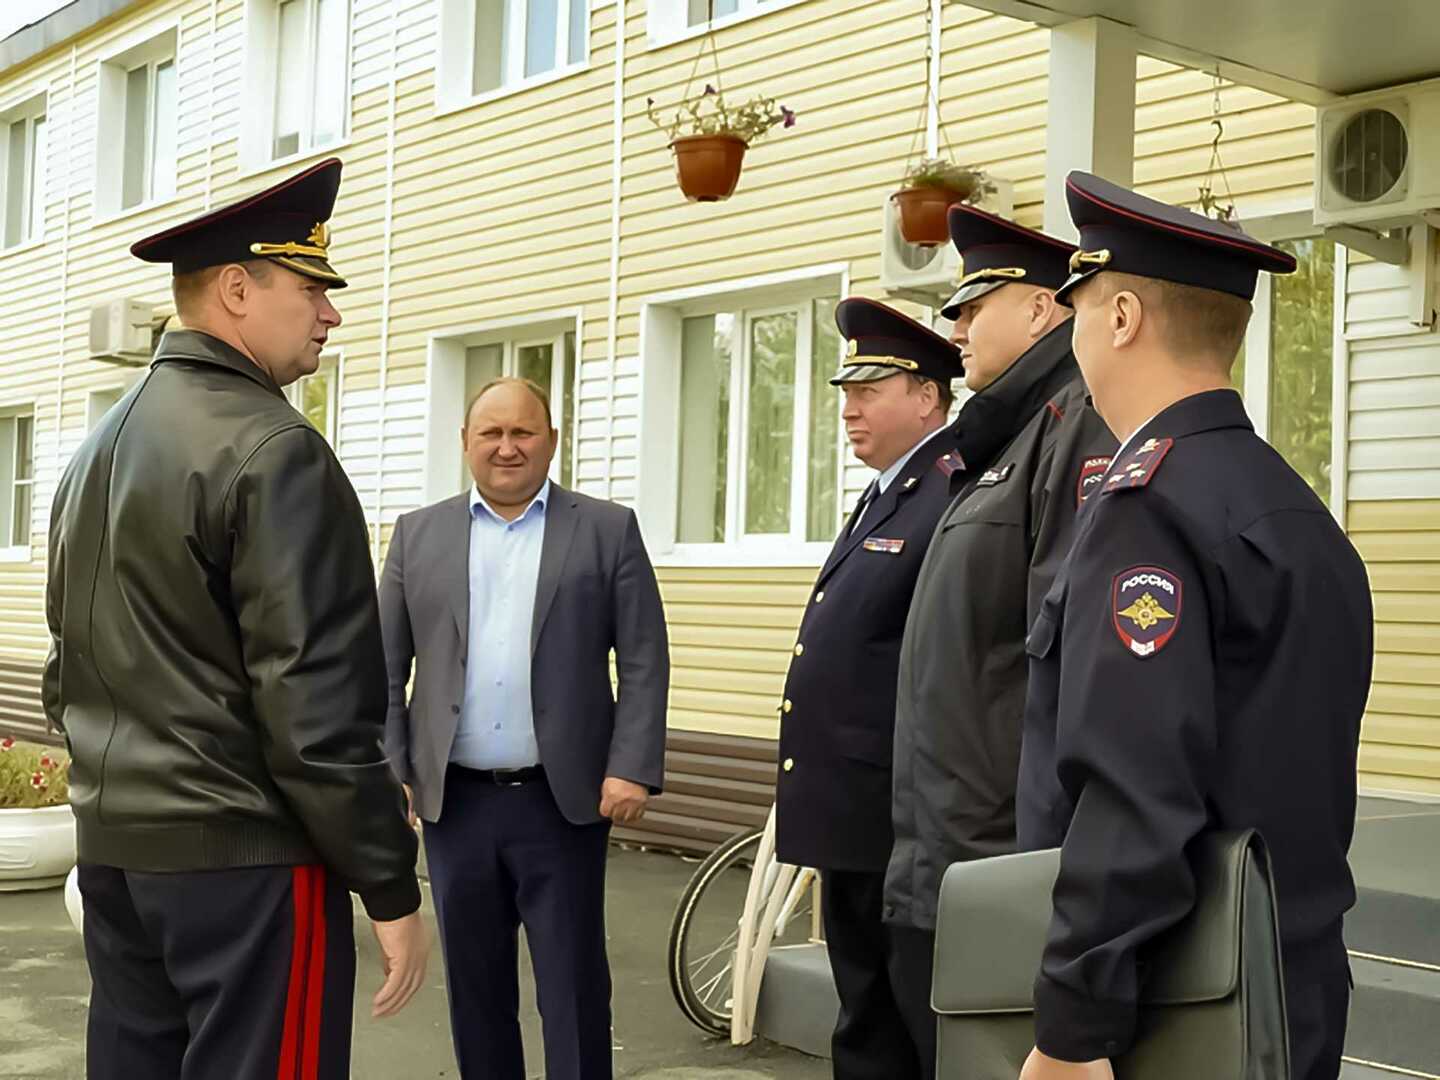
[0,804,77,891]
[65,864,84,933]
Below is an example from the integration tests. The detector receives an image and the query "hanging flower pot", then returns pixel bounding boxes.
[649,85,796,204]
[670,134,749,203]
[892,159,996,247]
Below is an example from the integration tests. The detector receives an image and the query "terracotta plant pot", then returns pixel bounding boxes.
[670,134,749,203]
[891,185,971,247]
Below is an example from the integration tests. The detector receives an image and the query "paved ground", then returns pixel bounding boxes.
[0,844,830,1080]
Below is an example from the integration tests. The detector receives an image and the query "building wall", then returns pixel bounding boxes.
[1343,256,1440,796]
[0,0,1431,813]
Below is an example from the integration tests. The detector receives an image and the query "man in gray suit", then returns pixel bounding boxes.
[379,377,669,1080]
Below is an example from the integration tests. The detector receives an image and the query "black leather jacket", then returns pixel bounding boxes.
[44,330,419,921]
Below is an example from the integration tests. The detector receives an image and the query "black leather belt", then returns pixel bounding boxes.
[455,764,545,787]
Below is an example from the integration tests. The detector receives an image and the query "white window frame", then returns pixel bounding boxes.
[636,264,850,567]
[286,350,343,447]
[646,0,808,48]
[1238,206,1348,524]
[239,0,353,173]
[435,0,591,115]
[85,374,144,431]
[93,23,180,223]
[0,407,37,563]
[423,311,582,505]
[0,90,48,254]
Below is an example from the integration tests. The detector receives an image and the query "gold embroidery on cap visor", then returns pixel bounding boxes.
[1068,248,1113,273]
[954,266,1027,288]
[842,355,920,373]
[248,220,332,260]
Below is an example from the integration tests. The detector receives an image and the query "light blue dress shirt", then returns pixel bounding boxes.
[449,481,550,771]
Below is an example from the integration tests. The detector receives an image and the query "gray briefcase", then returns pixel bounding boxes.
[931,830,1290,1079]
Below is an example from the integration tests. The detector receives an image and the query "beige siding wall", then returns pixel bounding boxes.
[3,0,1431,791]
[1350,500,1440,796]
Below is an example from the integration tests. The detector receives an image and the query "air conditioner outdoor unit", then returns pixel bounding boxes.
[1314,78,1440,231]
[89,300,154,365]
[880,177,1016,304]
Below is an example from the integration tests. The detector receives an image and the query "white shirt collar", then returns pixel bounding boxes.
[1114,414,1160,461]
[876,424,948,494]
[470,479,550,523]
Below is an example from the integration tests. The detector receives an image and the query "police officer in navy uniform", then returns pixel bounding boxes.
[1016,172,1373,1080]
[775,297,964,1080]
[885,206,1116,1068]
[44,159,428,1080]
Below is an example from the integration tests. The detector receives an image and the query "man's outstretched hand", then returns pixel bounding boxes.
[370,911,430,1018]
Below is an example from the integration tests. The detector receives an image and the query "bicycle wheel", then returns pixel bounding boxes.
[667,828,815,1037]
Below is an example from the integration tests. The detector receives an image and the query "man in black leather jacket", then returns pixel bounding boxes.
[43,158,427,1080]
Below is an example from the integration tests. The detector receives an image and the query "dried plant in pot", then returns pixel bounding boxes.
[0,737,75,891]
[648,85,796,203]
[892,158,996,246]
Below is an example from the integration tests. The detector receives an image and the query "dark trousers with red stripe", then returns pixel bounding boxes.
[79,863,354,1080]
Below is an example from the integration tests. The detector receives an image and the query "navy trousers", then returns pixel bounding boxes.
[424,765,613,1080]
[80,862,354,1080]
[823,868,930,1080]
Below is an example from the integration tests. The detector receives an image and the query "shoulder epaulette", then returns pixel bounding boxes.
[1101,436,1173,494]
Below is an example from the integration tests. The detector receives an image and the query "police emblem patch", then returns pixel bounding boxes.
[1076,456,1112,507]
[1112,565,1181,658]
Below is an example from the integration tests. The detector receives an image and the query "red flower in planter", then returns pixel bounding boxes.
[1,738,14,752]
[39,755,53,768]
[30,771,47,789]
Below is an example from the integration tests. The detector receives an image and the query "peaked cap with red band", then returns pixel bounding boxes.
[131,158,347,288]
[830,296,964,386]
[1055,170,1295,305]
[941,205,1076,319]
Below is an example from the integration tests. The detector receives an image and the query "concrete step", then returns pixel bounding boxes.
[753,944,837,1060]
[753,944,1440,1078]
[1345,955,1440,1078]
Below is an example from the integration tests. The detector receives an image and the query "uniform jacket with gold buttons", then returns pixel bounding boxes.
[774,425,965,872]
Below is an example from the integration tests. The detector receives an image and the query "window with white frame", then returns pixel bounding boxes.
[436,0,587,108]
[1,95,46,250]
[87,386,127,430]
[649,0,780,43]
[95,29,179,217]
[244,0,350,165]
[0,410,36,553]
[1234,235,1339,506]
[674,296,842,545]
[423,318,579,505]
[286,354,340,445]
[461,331,576,488]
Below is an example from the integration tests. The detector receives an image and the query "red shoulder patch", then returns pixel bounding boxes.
[1101,437,1173,494]
[1076,456,1112,507]
[935,450,965,477]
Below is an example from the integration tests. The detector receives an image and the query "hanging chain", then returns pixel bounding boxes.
[906,0,933,166]
[1197,68,1238,223]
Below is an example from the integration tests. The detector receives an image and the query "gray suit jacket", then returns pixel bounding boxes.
[378,485,670,824]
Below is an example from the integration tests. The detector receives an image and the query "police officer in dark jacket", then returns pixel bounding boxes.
[885,207,1116,1065]
[1016,172,1373,1080]
[776,298,964,1080]
[43,159,428,1080]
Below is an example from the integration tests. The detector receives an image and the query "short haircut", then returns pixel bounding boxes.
[464,376,554,430]
[1096,272,1251,368]
[170,259,273,318]
[908,373,955,413]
